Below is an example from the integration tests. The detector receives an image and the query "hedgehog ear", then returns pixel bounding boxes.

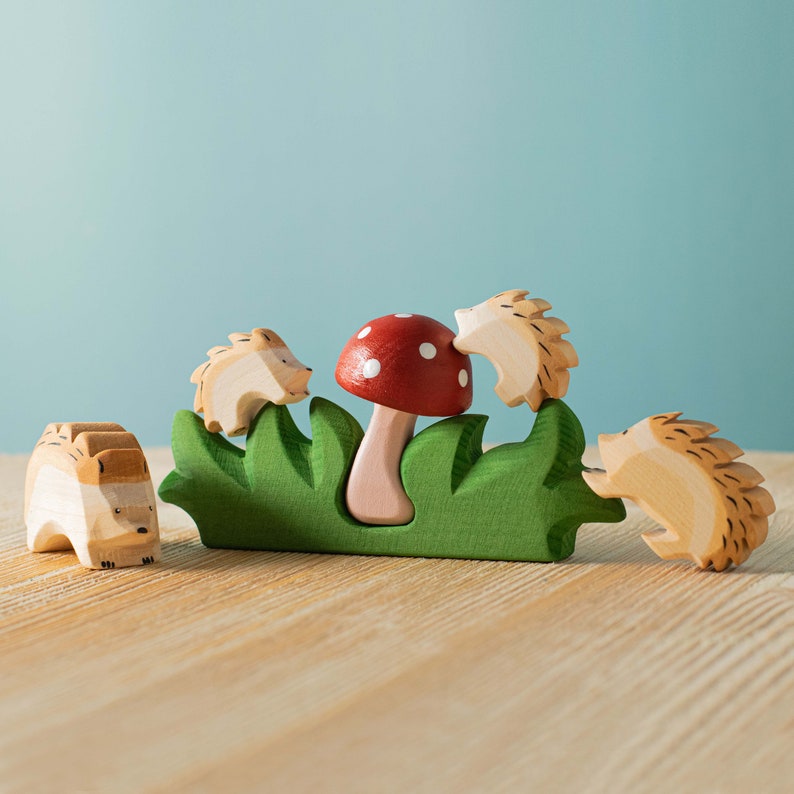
[95,449,147,480]
[258,328,284,347]
[246,328,275,350]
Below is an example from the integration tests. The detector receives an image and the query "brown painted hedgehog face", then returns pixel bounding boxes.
[90,479,158,543]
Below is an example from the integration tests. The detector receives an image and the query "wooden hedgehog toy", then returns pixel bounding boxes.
[582,413,776,571]
[453,289,578,411]
[191,328,313,436]
[25,422,160,569]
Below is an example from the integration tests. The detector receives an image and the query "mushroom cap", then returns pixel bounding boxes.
[335,314,473,417]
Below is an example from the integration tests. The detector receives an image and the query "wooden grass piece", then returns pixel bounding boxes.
[400,401,624,561]
[159,397,363,551]
[159,398,625,562]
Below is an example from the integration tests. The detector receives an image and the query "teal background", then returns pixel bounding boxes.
[1,1,792,453]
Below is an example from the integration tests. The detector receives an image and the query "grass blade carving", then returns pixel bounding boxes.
[400,399,625,560]
[159,397,625,561]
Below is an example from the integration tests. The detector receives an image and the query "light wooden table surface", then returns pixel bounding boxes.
[1,447,792,793]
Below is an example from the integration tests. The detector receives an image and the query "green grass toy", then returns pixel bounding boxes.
[158,397,625,561]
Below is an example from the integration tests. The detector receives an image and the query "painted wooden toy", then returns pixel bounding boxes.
[582,413,776,570]
[454,289,578,411]
[160,397,625,561]
[159,314,625,561]
[191,328,312,437]
[335,313,473,525]
[26,423,160,569]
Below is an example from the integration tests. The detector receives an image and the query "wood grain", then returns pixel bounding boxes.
[344,402,417,525]
[190,328,312,437]
[160,399,624,560]
[583,414,775,571]
[453,289,578,411]
[24,424,160,569]
[1,448,793,793]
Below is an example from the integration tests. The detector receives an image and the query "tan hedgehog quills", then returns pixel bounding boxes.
[191,328,313,436]
[25,423,160,569]
[582,413,776,571]
[453,289,578,411]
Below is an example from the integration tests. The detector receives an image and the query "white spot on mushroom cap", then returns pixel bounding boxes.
[363,359,381,378]
[357,326,372,339]
[419,342,437,360]
[394,313,413,318]
[458,369,469,387]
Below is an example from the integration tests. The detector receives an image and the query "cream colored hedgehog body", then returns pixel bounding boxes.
[25,423,160,569]
[582,413,775,571]
[191,328,312,436]
[453,290,578,411]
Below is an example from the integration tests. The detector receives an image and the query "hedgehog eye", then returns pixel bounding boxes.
[115,508,121,514]
[622,430,628,435]
[149,505,153,511]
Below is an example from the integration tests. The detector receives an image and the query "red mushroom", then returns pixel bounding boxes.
[335,313,473,525]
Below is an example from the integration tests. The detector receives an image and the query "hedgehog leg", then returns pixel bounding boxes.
[641,528,689,561]
[28,521,74,552]
[581,470,622,498]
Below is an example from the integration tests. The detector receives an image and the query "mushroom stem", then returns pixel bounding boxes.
[345,403,417,525]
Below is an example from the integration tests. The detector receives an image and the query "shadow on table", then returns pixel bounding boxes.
[158,526,794,578]
[569,516,794,576]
